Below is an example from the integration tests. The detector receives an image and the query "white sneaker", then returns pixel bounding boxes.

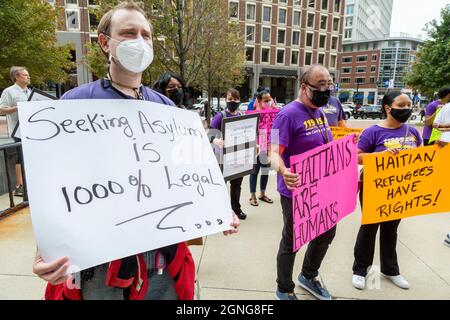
[352,275,366,290]
[383,274,410,289]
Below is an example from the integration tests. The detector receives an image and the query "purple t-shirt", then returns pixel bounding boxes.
[271,101,333,198]
[358,124,422,153]
[210,111,242,131]
[62,79,175,106]
[321,96,344,127]
[423,100,440,139]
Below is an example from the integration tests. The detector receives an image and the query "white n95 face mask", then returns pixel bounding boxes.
[109,36,153,73]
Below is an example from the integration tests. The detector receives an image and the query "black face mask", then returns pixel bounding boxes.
[309,88,331,108]
[168,88,184,106]
[390,108,412,123]
[227,101,240,112]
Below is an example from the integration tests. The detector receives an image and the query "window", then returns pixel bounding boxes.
[342,68,351,73]
[319,35,326,48]
[293,11,301,27]
[320,15,327,29]
[318,53,325,65]
[356,67,366,73]
[358,44,368,51]
[89,12,98,32]
[333,18,340,31]
[343,45,353,52]
[370,78,376,84]
[279,0,287,3]
[247,3,256,20]
[356,78,365,84]
[372,54,378,61]
[246,25,255,42]
[65,0,78,4]
[330,55,337,68]
[279,8,287,24]
[342,56,352,63]
[229,1,239,19]
[278,29,286,44]
[66,9,80,30]
[334,0,340,12]
[261,48,270,63]
[262,27,271,43]
[246,47,254,61]
[321,0,328,11]
[309,0,315,9]
[292,31,300,46]
[307,13,315,28]
[357,56,368,62]
[294,0,301,5]
[291,50,299,65]
[277,49,285,64]
[345,17,353,27]
[305,52,313,65]
[341,78,351,84]
[345,4,354,15]
[331,36,338,50]
[263,6,272,23]
[344,29,352,39]
[371,66,377,73]
[306,33,314,47]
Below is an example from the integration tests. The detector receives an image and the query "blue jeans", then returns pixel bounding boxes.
[249,154,270,193]
[80,250,178,300]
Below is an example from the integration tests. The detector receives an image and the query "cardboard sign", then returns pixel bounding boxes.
[330,126,364,140]
[291,135,359,251]
[362,145,450,224]
[18,99,233,272]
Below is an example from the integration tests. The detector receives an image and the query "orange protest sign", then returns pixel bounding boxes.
[362,145,450,224]
[330,127,364,140]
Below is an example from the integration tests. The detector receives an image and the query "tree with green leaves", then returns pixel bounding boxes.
[0,0,74,88]
[84,0,246,112]
[405,4,450,98]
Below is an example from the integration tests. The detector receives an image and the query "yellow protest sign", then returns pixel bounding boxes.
[330,127,364,140]
[362,145,450,224]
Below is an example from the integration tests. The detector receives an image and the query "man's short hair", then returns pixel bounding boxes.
[97,1,149,38]
[437,87,450,99]
[10,66,27,82]
[300,64,328,84]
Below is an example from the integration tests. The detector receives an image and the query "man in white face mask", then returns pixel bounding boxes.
[32,1,239,300]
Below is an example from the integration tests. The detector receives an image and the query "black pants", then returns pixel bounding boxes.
[277,195,336,293]
[229,177,244,214]
[353,187,401,277]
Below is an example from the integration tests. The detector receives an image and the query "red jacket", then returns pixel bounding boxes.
[44,242,195,300]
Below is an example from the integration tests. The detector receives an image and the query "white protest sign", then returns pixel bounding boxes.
[18,99,233,272]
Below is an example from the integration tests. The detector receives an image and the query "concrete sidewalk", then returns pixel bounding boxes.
[0,177,449,300]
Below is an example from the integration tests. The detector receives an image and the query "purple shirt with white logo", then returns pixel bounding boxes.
[423,100,441,140]
[62,79,174,106]
[321,96,344,127]
[271,101,333,198]
[358,124,422,153]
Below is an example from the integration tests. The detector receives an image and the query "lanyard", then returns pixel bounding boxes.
[304,104,330,144]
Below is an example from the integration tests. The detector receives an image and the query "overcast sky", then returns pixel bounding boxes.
[390,0,449,38]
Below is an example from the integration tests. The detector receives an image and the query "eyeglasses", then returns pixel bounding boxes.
[306,83,334,92]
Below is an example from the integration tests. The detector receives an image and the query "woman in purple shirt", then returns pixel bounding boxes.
[352,91,422,291]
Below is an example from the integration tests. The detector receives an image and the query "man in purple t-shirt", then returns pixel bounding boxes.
[32,2,239,300]
[423,87,450,146]
[270,65,335,301]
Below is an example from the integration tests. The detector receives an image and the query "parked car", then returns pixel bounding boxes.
[342,102,355,111]
[238,102,249,112]
[342,106,352,120]
[353,105,385,120]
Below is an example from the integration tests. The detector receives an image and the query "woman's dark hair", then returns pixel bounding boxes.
[256,90,270,101]
[381,91,403,116]
[226,88,240,100]
[438,87,450,99]
[152,72,184,96]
